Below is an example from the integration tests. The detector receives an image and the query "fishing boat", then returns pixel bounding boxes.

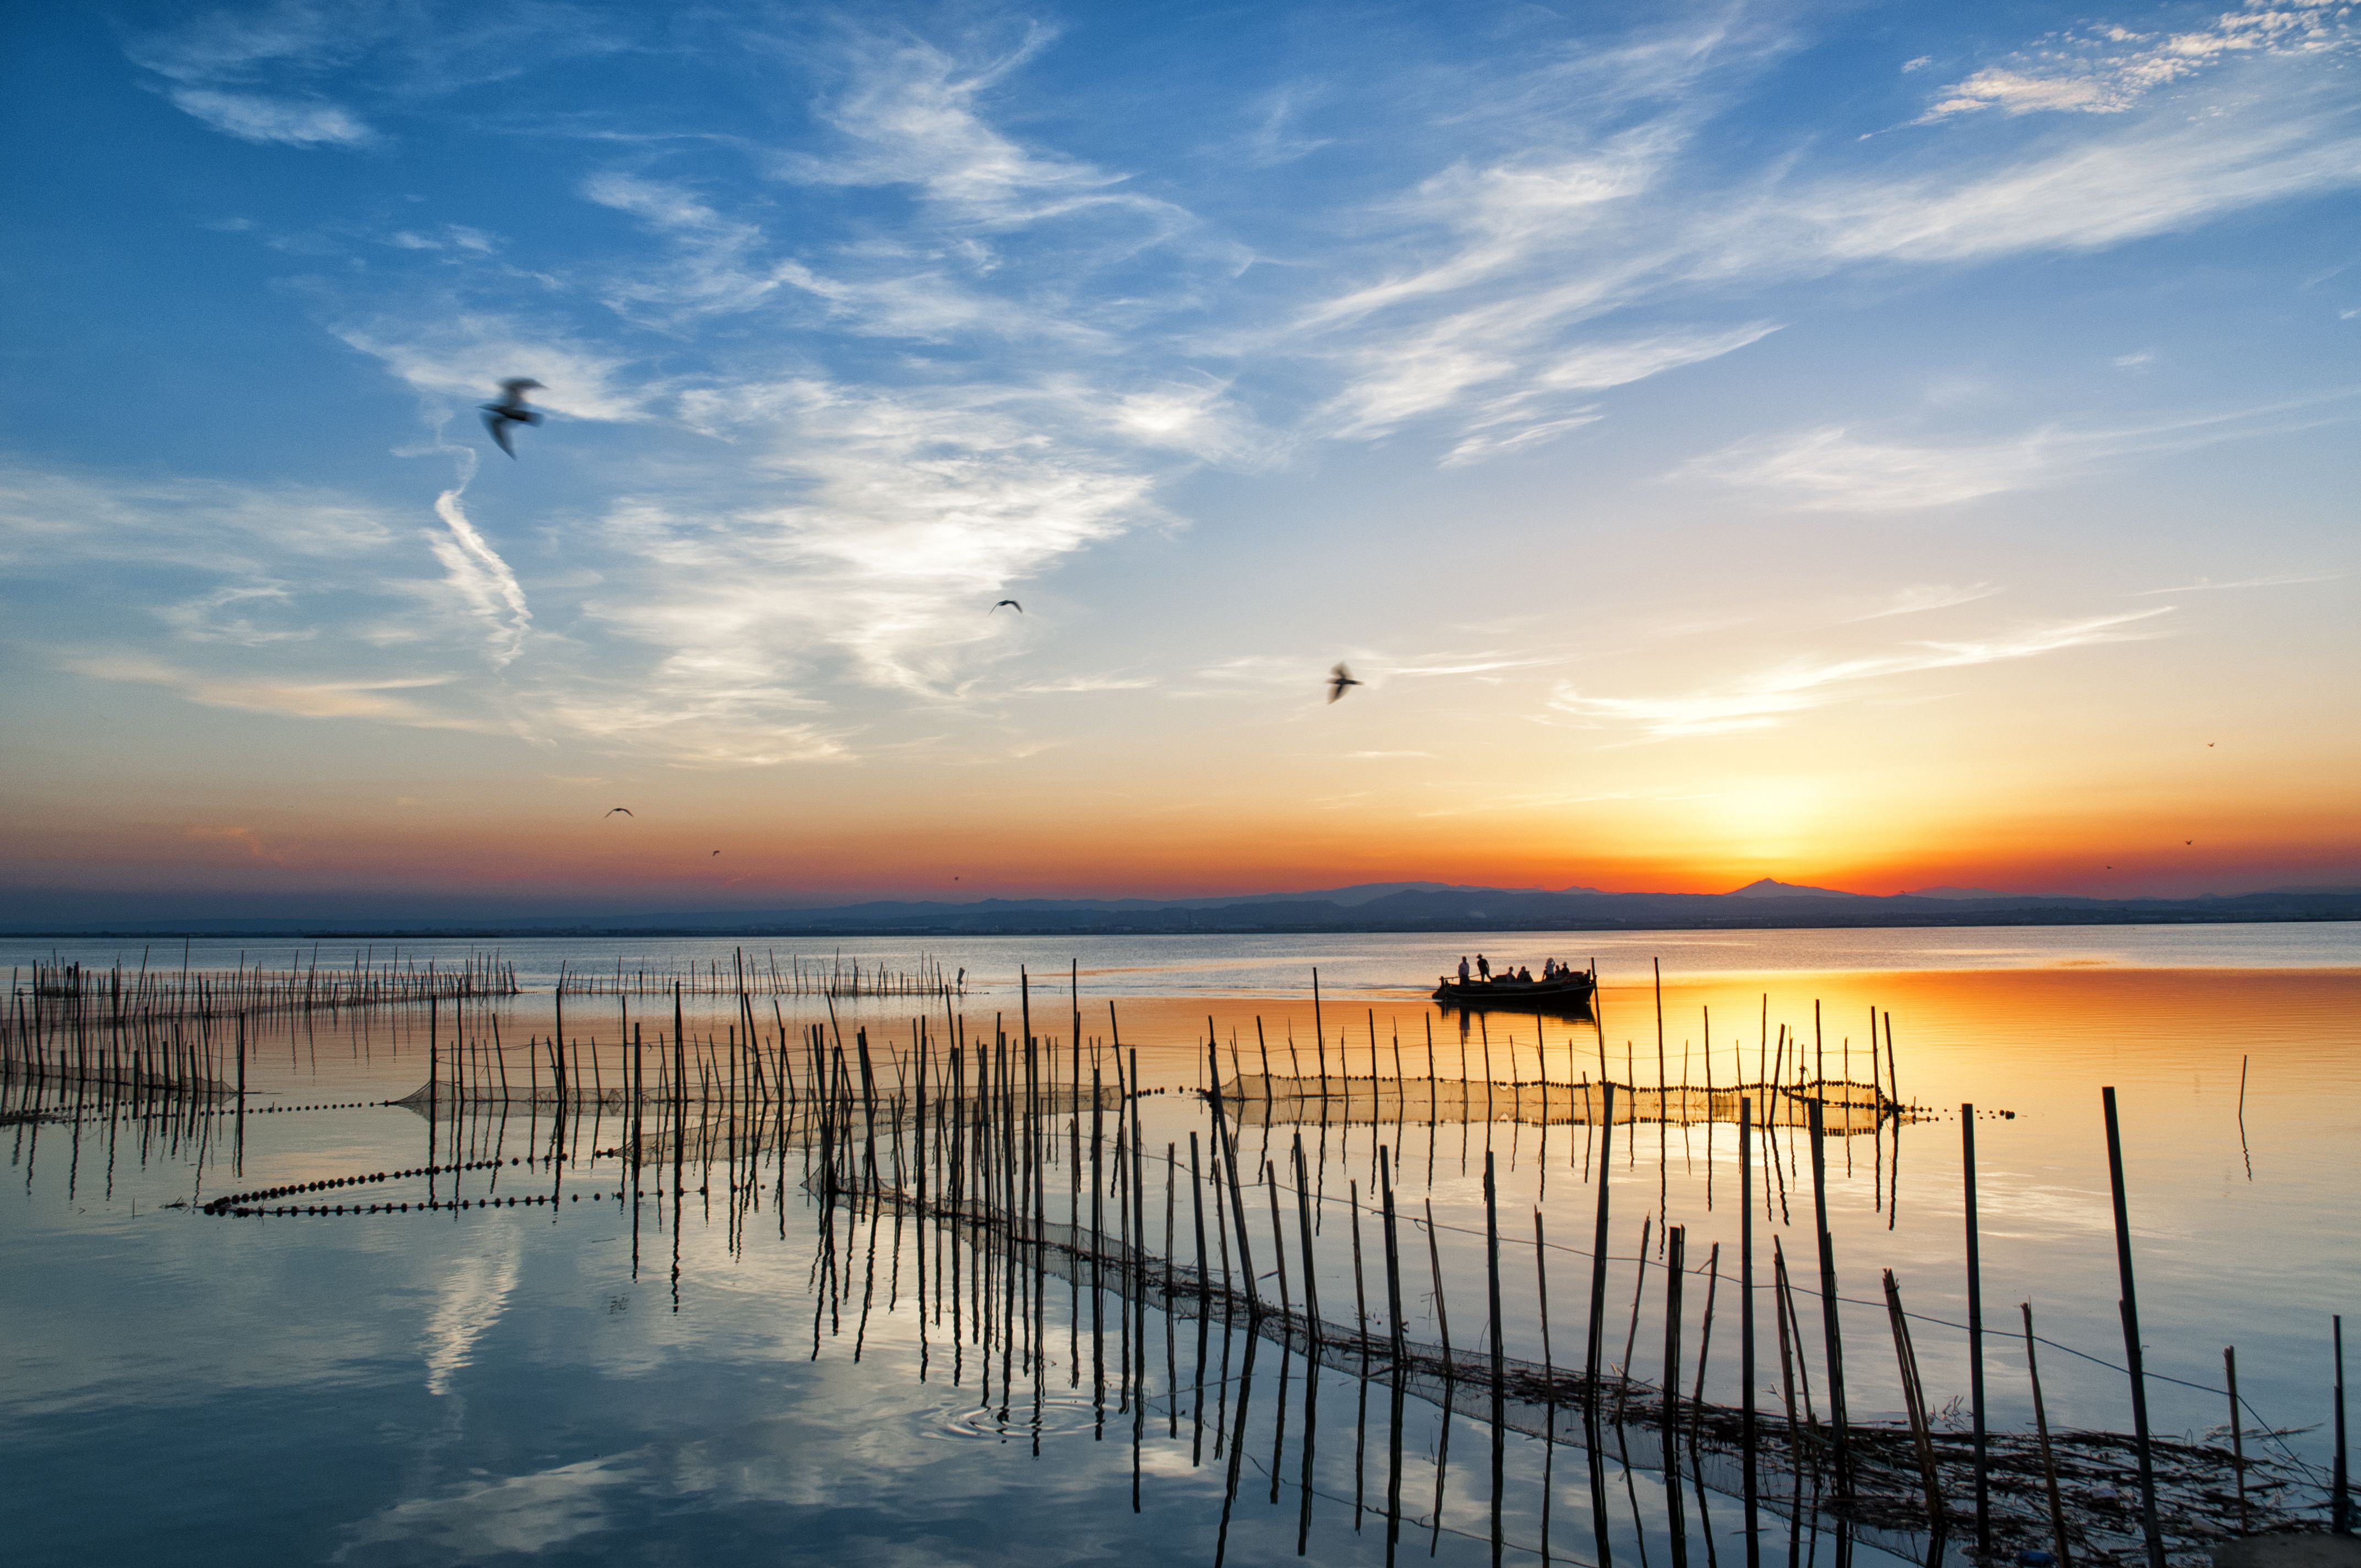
[1430,963,1597,1012]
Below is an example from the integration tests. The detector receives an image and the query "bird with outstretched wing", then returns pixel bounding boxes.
[481,378,545,458]
[1326,662,1363,704]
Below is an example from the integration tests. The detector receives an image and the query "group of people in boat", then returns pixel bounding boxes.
[1451,954,1584,987]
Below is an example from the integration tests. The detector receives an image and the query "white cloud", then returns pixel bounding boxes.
[1849,582,2001,620]
[63,653,484,728]
[429,475,531,666]
[166,88,374,146]
[2131,570,2341,595]
[0,465,399,569]
[1549,608,2174,738]
[1684,392,2361,510]
[1683,424,2063,510]
[781,29,1182,235]
[1916,6,2357,123]
[1293,26,2361,465]
[158,583,319,646]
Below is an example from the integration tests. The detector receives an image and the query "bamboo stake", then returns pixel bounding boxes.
[2023,1302,2071,1568]
[1965,1100,1990,1557]
[1883,1269,1945,1533]
[1586,1080,1617,1409]
[2226,1345,2247,1532]
[1741,1096,1759,1568]
[2102,1087,2168,1568]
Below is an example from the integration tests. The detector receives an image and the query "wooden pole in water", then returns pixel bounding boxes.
[1293,1135,1323,1341]
[1691,1240,1720,1430]
[1209,1044,1258,1315]
[1805,1099,1852,1495]
[1486,1149,1506,1568]
[1313,967,1328,1099]
[1485,1150,1505,1395]
[2335,1314,2351,1534]
[1662,1224,1685,1480]
[1617,1215,1650,1424]
[1585,1080,1617,1409]
[2022,1302,2071,1568]
[1380,1145,1406,1368]
[1266,1161,1293,1321]
[2226,1345,2248,1532]
[1352,1180,1369,1349]
[1535,1208,1554,1392]
[1190,1132,1210,1297]
[1425,1197,1453,1370]
[2101,1087,2168,1568]
[1740,1096,1759,1568]
[1884,1269,1945,1533]
[1963,1101,1990,1557]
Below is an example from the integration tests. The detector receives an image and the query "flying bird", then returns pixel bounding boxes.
[711,850,721,856]
[1326,662,1362,704]
[480,378,545,458]
[604,807,633,817]
[992,600,1022,614]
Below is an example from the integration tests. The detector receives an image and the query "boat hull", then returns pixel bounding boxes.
[1430,974,1597,1014]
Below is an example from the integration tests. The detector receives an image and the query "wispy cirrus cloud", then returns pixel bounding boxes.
[1682,425,2065,510]
[779,25,1185,239]
[165,88,376,146]
[1848,582,2001,620]
[1295,17,2361,466]
[1916,4,2358,124]
[1549,608,2173,738]
[2131,570,2342,595]
[1683,392,2361,510]
[62,653,485,728]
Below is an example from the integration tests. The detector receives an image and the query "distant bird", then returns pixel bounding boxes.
[2186,840,2193,846]
[604,807,633,817]
[2208,742,2215,747]
[711,850,721,856]
[992,599,1022,614]
[1326,662,1362,704]
[480,378,545,458]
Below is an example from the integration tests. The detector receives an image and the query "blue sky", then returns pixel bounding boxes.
[2,1,2357,911]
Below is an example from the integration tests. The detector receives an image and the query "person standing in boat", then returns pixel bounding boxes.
[1457,956,1472,987]
[1475,954,1491,982]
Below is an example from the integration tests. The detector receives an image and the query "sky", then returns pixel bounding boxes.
[2,0,2357,919]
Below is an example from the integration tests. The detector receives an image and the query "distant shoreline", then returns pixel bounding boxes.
[9,909,2360,941]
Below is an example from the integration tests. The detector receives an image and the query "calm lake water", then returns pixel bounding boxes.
[5,925,2355,1566]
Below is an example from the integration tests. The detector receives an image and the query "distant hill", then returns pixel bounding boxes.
[9,880,2360,938]
[1725,878,1864,899]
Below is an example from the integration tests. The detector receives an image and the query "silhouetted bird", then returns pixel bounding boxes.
[1326,662,1362,704]
[711,850,720,856]
[605,806,632,816]
[992,600,1022,614]
[481,379,545,458]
